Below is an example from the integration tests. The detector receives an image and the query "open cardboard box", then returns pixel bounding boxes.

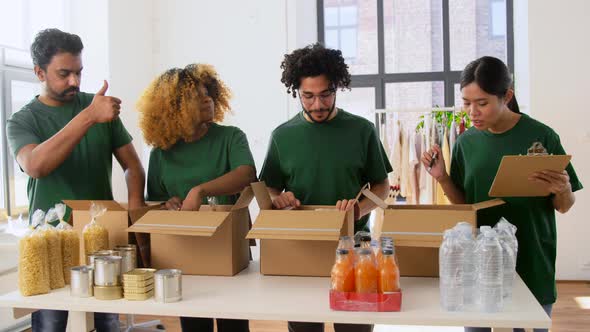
[362,189,505,277]
[246,181,353,277]
[65,200,131,265]
[127,187,254,276]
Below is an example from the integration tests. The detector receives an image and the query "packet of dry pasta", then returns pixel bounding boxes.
[54,203,80,284]
[82,202,108,263]
[17,210,50,296]
[40,208,65,289]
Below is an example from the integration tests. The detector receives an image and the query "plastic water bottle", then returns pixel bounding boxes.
[454,222,477,307]
[478,229,503,312]
[495,218,518,302]
[439,229,464,311]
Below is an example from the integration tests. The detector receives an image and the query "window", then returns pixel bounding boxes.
[318,0,514,119]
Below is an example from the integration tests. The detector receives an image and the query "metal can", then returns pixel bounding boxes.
[94,285,123,300]
[154,269,182,303]
[88,249,121,266]
[114,246,137,274]
[70,266,94,297]
[94,256,122,286]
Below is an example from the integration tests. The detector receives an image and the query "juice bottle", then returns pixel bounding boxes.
[355,248,378,293]
[330,249,355,292]
[379,248,400,293]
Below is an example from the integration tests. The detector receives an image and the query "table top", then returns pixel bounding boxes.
[0,259,551,329]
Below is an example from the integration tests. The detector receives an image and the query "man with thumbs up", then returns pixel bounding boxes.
[6,29,144,331]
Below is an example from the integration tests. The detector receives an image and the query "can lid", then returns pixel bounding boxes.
[155,269,182,277]
[95,255,123,263]
[71,265,93,273]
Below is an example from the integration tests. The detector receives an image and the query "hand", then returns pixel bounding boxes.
[163,196,183,210]
[86,80,122,123]
[336,199,360,220]
[421,144,448,181]
[181,186,204,211]
[272,191,301,209]
[529,170,571,195]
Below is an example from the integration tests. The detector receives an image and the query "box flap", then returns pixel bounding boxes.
[128,210,230,237]
[128,203,163,224]
[247,210,345,241]
[250,181,273,210]
[231,186,254,211]
[471,199,505,211]
[361,189,388,209]
[63,200,126,212]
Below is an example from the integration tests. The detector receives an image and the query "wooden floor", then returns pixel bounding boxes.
[126,281,590,332]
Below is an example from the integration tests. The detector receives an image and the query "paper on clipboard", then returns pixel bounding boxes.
[488,155,572,197]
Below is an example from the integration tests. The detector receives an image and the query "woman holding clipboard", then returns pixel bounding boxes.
[422,56,582,332]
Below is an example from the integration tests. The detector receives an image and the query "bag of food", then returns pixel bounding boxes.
[16,210,50,296]
[39,208,65,289]
[82,202,108,262]
[54,203,80,284]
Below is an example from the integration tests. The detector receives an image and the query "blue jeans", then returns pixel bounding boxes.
[464,303,553,332]
[32,309,120,332]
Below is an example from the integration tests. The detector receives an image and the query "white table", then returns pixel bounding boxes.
[0,260,550,332]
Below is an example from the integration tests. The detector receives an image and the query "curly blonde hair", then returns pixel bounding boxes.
[137,64,232,150]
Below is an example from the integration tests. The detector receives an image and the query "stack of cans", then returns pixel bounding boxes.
[123,268,156,301]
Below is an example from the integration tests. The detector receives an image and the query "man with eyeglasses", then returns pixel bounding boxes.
[259,43,391,332]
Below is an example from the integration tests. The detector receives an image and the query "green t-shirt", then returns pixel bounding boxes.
[259,109,393,232]
[6,92,133,217]
[450,113,583,305]
[147,123,256,205]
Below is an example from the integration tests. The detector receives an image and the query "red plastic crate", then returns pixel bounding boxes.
[329,290,402,312]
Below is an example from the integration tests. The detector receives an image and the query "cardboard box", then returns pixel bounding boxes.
[65,200,131,265]
[127,188,254,276]
[246,182,353,277]
[329,290,402,312]
[362,189,505,277]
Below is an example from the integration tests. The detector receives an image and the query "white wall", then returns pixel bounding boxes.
[527,0,590,280]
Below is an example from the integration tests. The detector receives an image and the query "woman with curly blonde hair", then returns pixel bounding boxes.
[137,64,255,332]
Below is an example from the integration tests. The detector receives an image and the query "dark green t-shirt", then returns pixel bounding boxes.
[259,109,393,232]
[147,123,255,205]
[450,113,583,305]
[6,92,133,217]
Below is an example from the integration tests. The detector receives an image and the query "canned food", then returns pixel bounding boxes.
[88,249,121,266]
[116,247,137,274]
[70,266,94,297]
[154,269,182,303]
[94,256,122,286]
[123,268,156,282]
[124,283,154,294]
[123,278,154,289]
[124,289,154,301]
[94,285,122,300]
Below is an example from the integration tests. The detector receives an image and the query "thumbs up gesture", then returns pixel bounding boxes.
[87,80,122,123]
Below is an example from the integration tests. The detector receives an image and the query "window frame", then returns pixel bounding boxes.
[317,0,515,112]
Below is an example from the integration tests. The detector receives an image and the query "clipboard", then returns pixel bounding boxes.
[488,155,572,197]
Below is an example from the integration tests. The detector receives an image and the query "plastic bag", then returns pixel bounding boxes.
[39,208,65,289]
[82,202,108,262]
[17,210,50,296]
[5,214,29,238]
[54,203,80,284]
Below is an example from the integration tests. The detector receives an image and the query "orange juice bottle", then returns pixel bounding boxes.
[331,249,355,292]
[379,248,400,293]
[355,248,378,293]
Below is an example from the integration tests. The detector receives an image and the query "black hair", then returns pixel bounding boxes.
[280,43,351,97]
[30,28,84,70]
[460,56,520,113]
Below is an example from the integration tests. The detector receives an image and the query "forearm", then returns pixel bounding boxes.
[357,179,390,218]
[553,183,575,214]
[194,165,257,197]
[438,175,466,204]
[125,163,146,209]
[24,109,94,178]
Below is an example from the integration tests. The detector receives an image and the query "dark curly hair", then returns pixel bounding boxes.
[31,28,83,70]
[280,43,351,97]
